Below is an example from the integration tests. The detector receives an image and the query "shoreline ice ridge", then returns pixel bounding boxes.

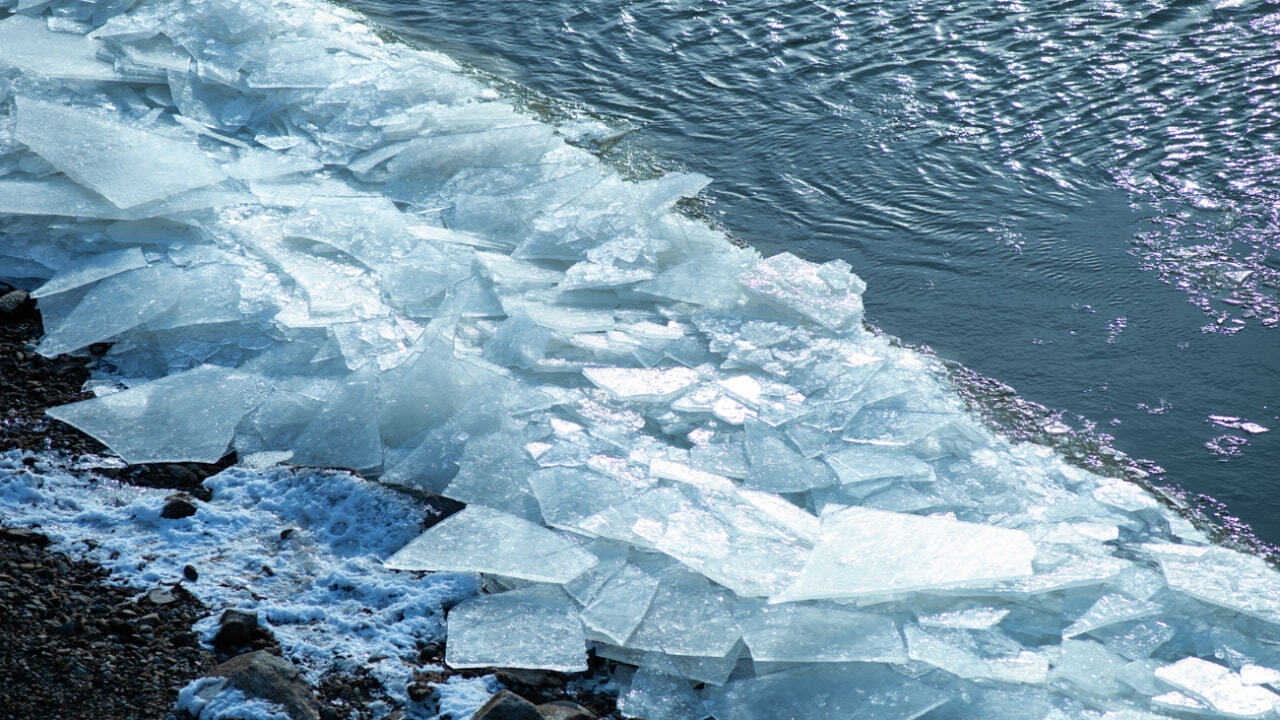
[5,0,1280,717]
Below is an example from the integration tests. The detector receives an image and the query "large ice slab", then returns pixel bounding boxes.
[444,585,587,672]
[704,664,951,720]
[46,365,264,464]
[1147,544,1280,625]
[1154,657,1280,719]
[384,505,597,583]
[14,96,226,209]
[774,505,1036,602]
[0,16,121,82]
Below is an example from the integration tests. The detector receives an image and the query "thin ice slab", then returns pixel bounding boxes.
[1154,657,1280,719]
[1148,544,1280,626]
[385,505,597,584]
[773,505,1035,602]
[0,16,121,82]
[14,96,226,209]
[582,366,698,401]
[704,663,950,720]
[445,585,587,672]
[733,601,906,664]
[45,365,263,464]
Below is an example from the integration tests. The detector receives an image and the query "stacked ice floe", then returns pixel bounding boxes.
[4,0,1280,717]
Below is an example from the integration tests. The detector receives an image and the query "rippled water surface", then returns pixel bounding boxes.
[345,0,1280,541]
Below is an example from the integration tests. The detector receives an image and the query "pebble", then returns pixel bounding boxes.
[160,494,198,520]
[472,690,542,720]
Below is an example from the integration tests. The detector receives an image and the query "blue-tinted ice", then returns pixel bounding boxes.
[5,1,1280,717]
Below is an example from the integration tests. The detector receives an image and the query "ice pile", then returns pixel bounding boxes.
[5,0,1280,717]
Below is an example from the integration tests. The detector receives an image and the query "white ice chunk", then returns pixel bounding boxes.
[1154,657,1280,719]
[32,248,146,298]
[445,585,587,672]
[14,96,226,209]
[0,16,120,81]
[385,506,597,584]
[739,253,865,329]
[45,365,263,464]
[582,366,698,402]
[734,602,906,664]
[774,505,1035,602]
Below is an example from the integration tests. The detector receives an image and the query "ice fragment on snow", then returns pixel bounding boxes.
[445,585,587,672]
[1154,657,1280,719]
[774,505,1035,602]
[582,366,698,401]
[14,96,226,209]
[45,365,263,464]
[385,506,597,584]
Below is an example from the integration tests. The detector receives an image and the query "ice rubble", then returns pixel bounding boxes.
[4,0,1280,717]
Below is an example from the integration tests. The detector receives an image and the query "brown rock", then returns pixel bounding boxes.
[209,650,321,720]
[537,700,596,720]
[473,690,542,720]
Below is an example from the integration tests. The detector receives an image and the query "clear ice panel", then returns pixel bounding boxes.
[580,563,660,645]
[32,247,148,299]
[1149,544,1280,625]
[1153,657,1280,719]
[738,253,865,330]
[733,601,907,664]
[14,96,226,209]
[445,585,587,672]
[704,663,950,720]
[384,505,598,584]
[0,16,121,82]
[773,505,1036,602]
[618,653,706,720]
[45,365,263,464]
[36,266,182,357]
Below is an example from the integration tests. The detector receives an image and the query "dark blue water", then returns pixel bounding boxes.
[345,0,1280,543]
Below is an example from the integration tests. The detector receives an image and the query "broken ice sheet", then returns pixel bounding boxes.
[732,601,907,664]
[581,563,660,645]
[1062,594,1162,638]
[774,505,1035,602]
[624,564,742,657]
[0,15,121,82]
[445,585,587,672]
[704,663,950,720]
[46,365,264,464]
[1147,544,1280,625]
[1154,657,1280,719]
[618,653,706,720]
[738,252,865,330]
[582,365,699,401]
[32,247,147,298]
[14,96,226,209]
[36,266,182,357]
[385,505,597,584]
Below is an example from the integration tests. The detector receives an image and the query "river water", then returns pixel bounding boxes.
[341,0,1280,544]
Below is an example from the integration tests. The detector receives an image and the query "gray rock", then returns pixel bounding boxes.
[145,588,176,605]
[161,494,198,519]
[209,650,320,720]
[0,289,29,314]
[537,700,596,720]
[473,690,542,720]
[214,608,259,649]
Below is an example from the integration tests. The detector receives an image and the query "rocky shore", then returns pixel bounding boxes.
[0,282,630,720]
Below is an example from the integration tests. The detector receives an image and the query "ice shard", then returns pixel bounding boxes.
[14,96,226,209]
[385,506,598,583]
[444,585,587,672]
